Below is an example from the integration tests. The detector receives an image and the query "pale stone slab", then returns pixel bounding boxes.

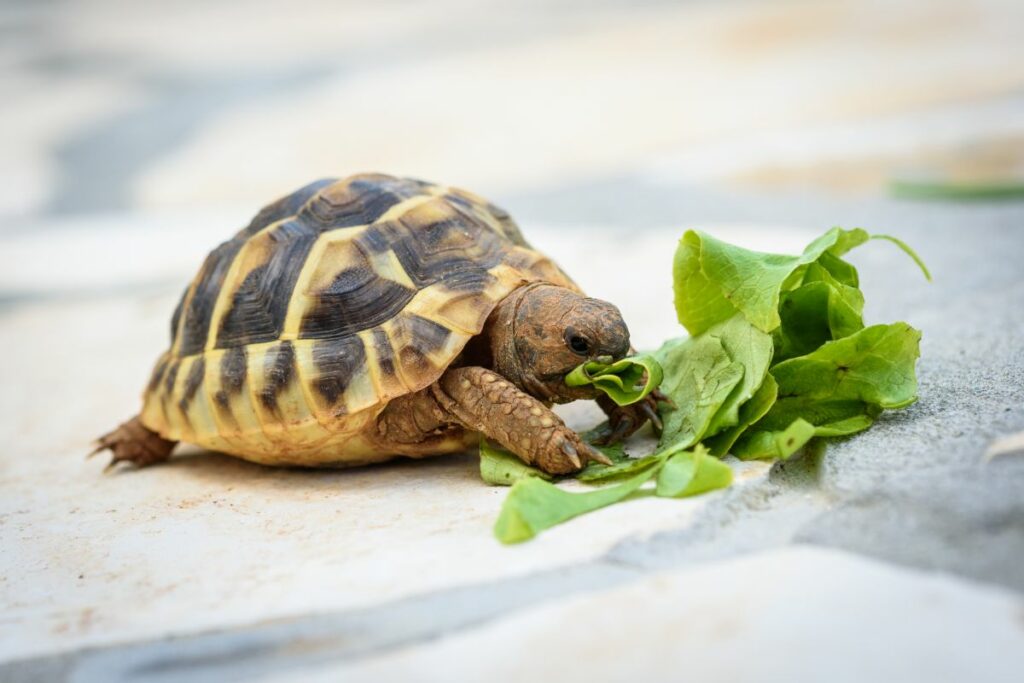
[293,547,1024,683]
[131,0,1024,210]
[0,220,790,662]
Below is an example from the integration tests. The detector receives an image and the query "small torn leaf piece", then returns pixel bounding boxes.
[731,418,816,461]
[577,450,669,483]
[493,463,661,544]
[655,445,733,498]
[565,354,664,406]
[479,439,551,487]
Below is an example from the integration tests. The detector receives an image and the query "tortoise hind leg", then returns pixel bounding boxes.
[91,416,176,471]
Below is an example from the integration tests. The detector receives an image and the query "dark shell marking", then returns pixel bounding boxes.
[240,178,337,239]
[299,260,416,341]
[220,346,248,394]
[311,335,367,406]
[148,356,169,393]
[214,223,317,349]
[181,357,205,406]
[371,328,397,378]
[260,341,295,412]
[177,240,246,356]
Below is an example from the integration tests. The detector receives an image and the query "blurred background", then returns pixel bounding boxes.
[3,0,1024,677]
[4,0,1024,218]
[4,0,1023,336]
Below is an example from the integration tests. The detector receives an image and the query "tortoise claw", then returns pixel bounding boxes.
[640,400,663,432]
[582,442,614,466]
[601,416,634,446]
[560,439,583,469]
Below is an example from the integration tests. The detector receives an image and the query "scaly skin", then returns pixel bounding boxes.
[91,416,176,471]
[596,392,666,445]
[431,367,608,474]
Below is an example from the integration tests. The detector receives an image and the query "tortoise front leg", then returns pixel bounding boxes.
[596,393,664,445]
[432,366,611,474]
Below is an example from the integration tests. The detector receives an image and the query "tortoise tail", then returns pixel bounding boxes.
[90,416,177,472]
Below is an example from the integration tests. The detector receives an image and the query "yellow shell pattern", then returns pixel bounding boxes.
[139,174,577,466]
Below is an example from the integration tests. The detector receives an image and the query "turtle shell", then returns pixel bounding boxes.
[139,174,577,466]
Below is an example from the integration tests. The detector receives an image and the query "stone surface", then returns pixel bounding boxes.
[4,0,1024,217]
[0,221,780,662]
[1,0,1023,680]
[291,548,1024,683]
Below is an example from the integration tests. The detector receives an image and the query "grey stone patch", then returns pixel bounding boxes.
[0,278,182,316]
[795,494,1024,591]
[604,467,832,569]
[46,65,337,215]
[0,561,641,683]
[19,1,662,218]
[498,171,1024,239]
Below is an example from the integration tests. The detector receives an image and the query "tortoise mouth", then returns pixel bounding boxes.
[534,367,602,404]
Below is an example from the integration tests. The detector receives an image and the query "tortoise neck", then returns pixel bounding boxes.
[485,283,557,403]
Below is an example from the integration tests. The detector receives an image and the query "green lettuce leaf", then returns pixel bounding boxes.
[772,263,865,363]
[731,418,816,461]
[654,315,772,450]
[770,323,922,409]
[654,334,744,450]
[734,322,921,457]
[889,178,1024,203]
[703,374,778,457]
[577,450,667,483]
[655,446,734,498]
[753,396,882,438]
[673,228,929,337]
[704,315,774,436]
[673,228,860,336]
[479,439,551,486]
[565,354,664,406]
[494,462,661,544]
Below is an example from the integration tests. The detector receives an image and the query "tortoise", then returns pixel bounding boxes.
[94,173,661,475]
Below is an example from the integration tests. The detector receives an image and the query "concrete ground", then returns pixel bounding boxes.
[2,1,1023,681]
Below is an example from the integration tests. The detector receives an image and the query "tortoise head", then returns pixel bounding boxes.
[489,283,631,404]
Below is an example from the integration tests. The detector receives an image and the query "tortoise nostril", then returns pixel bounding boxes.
[601,339,630,360]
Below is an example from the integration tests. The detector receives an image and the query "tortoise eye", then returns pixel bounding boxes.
[565,328,591,355]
